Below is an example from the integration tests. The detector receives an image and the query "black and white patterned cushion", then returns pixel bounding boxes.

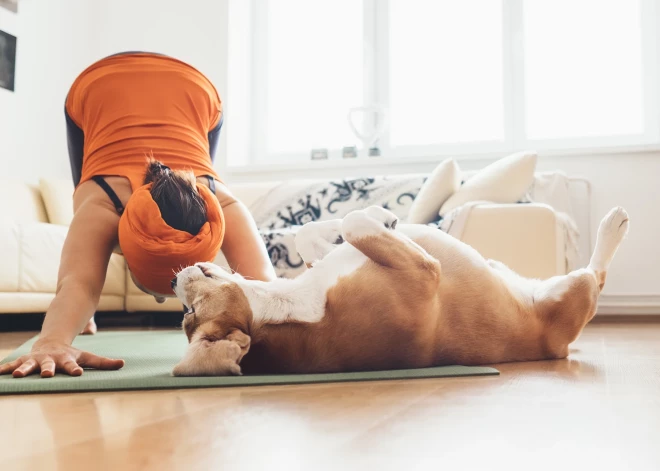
[250,175,450,278]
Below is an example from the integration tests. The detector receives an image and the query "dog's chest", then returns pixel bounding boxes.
[313,244,367,287]
[296,245,368,322]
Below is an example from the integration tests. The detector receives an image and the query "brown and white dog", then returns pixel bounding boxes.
[170,205,629,376]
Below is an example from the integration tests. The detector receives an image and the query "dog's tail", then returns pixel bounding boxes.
[587,207,630,292]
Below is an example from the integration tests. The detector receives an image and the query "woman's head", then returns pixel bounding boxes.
[117,159,225,297]
[144,160,207,235]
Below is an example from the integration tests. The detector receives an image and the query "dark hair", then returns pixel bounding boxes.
[144,160,207,235]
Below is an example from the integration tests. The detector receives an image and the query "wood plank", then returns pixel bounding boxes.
[0,322,659,471]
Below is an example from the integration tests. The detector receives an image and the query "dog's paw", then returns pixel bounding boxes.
[598,207,630,242]
[363,205,399,230]
[295,220,344,265]
[590,207,630,272]
[296,220,344,245]
[194,262,228,280]
[342,206,399,241]
[171,337,244,377]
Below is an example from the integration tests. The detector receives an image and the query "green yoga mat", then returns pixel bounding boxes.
[0,331,499,395]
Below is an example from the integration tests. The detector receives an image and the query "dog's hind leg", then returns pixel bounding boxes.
[533,207,630,356]
[587,206,630,292]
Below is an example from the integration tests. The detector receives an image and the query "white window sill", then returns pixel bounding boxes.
[225,143,660,180]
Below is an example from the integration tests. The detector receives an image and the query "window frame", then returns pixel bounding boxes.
[241,0,660,166]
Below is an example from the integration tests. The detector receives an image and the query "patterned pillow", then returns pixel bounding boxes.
[260,227,306,278]
[251,175,427,231]
[253,174,453,278]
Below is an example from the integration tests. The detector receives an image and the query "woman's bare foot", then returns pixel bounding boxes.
[80,317,97,335]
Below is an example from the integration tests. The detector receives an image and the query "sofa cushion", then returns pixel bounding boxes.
[0,180,48,224]
[18,222,69,292]
[39,178,75,226]
[6,222,126,296]
[407,158,460,224]
[439,151,537,216]
[0,224,20,292]
[228,181,285,212]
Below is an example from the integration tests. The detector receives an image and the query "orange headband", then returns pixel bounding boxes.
[118,183,225,296]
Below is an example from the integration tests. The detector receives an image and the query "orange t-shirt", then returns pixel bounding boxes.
[65,52,222,191]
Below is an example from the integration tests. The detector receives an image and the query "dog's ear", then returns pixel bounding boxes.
[172,332,248,376]
[225,329,251,355]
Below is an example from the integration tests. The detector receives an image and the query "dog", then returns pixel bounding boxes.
[170,205,629,376]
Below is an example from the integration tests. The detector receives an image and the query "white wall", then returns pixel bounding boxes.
[538,153,659,298]
[0,0,98,182]
[0,5,19,168]
[14,0,98,181]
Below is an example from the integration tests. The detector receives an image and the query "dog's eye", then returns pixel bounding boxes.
[184,306,195,316]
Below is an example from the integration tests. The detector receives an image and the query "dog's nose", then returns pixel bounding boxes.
[171,277,177,290]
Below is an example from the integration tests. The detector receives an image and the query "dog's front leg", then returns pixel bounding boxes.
[294,219,344,267]
[341,206,441,275]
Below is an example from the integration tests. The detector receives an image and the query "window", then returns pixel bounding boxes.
[263,0,363,157]
[522,0,647,141]
[230,0,658,166]
[389,0,504,146]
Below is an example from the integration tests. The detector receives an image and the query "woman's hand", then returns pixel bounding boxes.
[0,338,125,378]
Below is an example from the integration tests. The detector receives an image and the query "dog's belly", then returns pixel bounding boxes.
[289,244,370,323]
[323,224,540,367]
[398,224,491,275]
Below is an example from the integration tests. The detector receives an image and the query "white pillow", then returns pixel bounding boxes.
[438,151,537,217]
[407,158,461,224]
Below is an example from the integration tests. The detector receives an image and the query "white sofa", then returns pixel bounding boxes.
[0,175,581,315]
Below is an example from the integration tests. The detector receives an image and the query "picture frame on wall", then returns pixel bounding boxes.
[0,29,17,92]
[0,0,18,13]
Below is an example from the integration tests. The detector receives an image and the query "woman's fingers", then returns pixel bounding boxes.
[12,359,39,378]
[77,352,125,370]
[0,358,23,375]
[1,349,125,379]
[61,360,84,376]
[39,358,56,378]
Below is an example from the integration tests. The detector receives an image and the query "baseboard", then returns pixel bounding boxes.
[0,311,185,332]
[596,295,660,315]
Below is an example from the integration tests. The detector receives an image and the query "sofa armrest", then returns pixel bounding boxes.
[459,203,565,280]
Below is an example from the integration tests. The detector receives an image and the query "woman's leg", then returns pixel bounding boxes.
[208,114,223,162]
[64,103,84,186]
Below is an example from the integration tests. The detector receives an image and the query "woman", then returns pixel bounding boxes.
[0,52,276,378]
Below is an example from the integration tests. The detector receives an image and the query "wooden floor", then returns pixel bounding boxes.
[1,322,659,471]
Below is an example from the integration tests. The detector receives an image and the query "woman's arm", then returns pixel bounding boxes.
[214,182,277,282]
[0,193,125,377]
[40,197,121,343]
